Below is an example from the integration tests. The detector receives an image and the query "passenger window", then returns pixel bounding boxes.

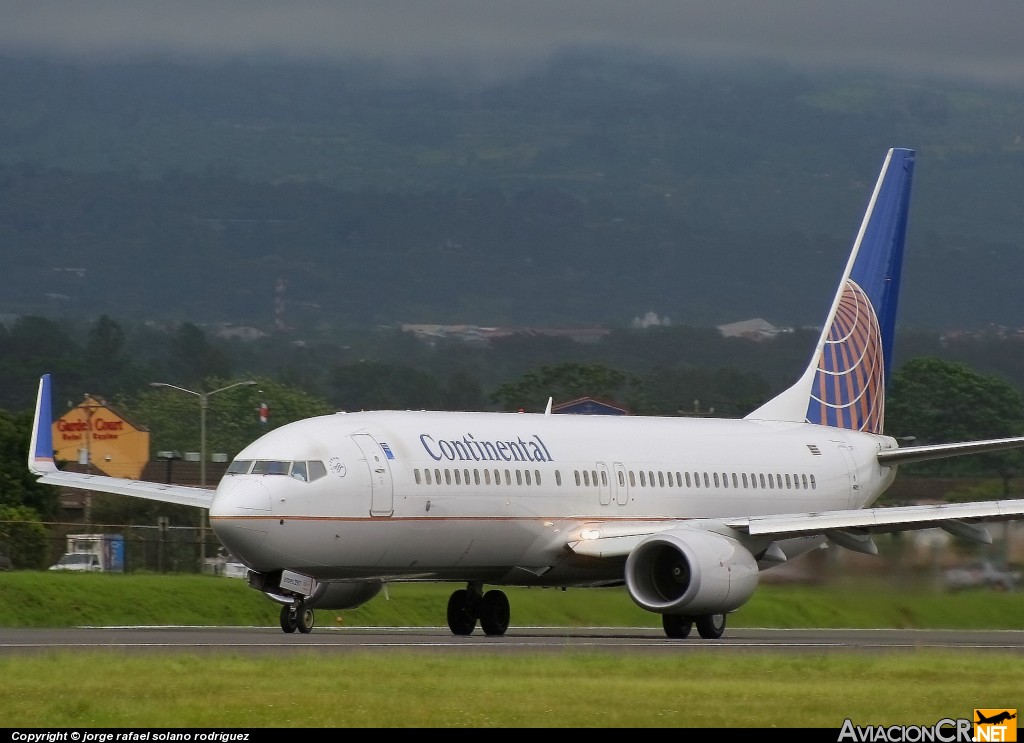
[425,469,432,485]
[535,470,541,486]
[504,470,512,485]
[601,470,608,487]
[802,474,808,488]
[525,470,532,486]
[555,470,562,486]
[414,469,422,485]
[454,470,462,485]
[639,471,646,487]
[516,470,523,486]
[484,469,491,485]
[785,474,792,488]
[583,470,591,487]
[445,470,452,485]
[575,470,581,486]
[629,471,636,487]
[810,474,817,489]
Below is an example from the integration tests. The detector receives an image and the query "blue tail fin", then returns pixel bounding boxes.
[745,148,915,432]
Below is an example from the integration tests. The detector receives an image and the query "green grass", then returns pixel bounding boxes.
[2,571,1022,630]
[2,572,1022,728]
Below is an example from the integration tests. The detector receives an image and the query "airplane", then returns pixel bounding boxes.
[976,711,1016,725]
[28,147,1024,640]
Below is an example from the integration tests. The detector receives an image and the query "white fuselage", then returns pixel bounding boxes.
[208,409,898,585]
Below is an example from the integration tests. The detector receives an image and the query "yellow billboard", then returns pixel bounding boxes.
[52,395,150,479]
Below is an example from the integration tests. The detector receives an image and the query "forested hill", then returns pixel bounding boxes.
[1,52,1023,332]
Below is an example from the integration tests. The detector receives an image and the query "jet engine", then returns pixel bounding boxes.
[305,580,383,610]
[624,528,759,615]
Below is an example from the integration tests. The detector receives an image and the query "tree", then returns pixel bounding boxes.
[490,362,639,412]
[0,504,49,570]
[165,323,232,386]
[124,377,332,459]
[885,357,1024,477]
[0,409,59,519]
[329,362,444,412]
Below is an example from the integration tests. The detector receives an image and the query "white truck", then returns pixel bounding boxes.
[49,533,125,572]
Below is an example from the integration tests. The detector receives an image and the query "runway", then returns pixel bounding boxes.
[2,625,1023,654]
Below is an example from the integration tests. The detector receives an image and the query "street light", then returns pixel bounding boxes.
[149,379,258,567]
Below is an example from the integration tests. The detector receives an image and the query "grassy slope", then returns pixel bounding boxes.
[2,571,1022,630]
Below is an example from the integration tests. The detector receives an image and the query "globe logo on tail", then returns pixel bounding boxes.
[805,280,885,434]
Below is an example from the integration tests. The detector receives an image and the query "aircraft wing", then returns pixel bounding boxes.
[567,498,1024,559]
[727,499,1024,542]
[33,468,214,510]
[28,373,214,510]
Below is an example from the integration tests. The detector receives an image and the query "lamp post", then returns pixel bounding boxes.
[149,379,258,567]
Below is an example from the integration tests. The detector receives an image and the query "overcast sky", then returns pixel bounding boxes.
[2,0,1024,86]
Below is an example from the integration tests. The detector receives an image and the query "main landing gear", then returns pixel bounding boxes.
[446,582,511,636]
[662,612,727,639]
[280,603,315,634]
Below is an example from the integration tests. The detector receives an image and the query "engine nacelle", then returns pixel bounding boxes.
[624,528,759,615]
[305,580,383,610]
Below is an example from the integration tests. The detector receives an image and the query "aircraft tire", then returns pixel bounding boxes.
[280,605,298,634]
[446,588,477,636]
[695,613,726,640]
[297,607,315,634]
[479,590,510,636]
[662,614,693,639]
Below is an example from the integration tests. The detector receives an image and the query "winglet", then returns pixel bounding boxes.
[29,374,57,475]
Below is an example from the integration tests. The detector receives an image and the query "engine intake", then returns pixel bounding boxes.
[624,528,758,615]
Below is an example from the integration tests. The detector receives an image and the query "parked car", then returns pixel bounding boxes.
[48,552,103,572]
[944,561,1021,592]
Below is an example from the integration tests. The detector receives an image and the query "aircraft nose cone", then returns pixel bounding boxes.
[209,479,272,561]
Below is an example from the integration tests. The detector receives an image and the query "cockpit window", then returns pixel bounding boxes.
[226,459,328,482]
[308,461,327,482]
[252,460,290,475]
[226,460,253,475]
